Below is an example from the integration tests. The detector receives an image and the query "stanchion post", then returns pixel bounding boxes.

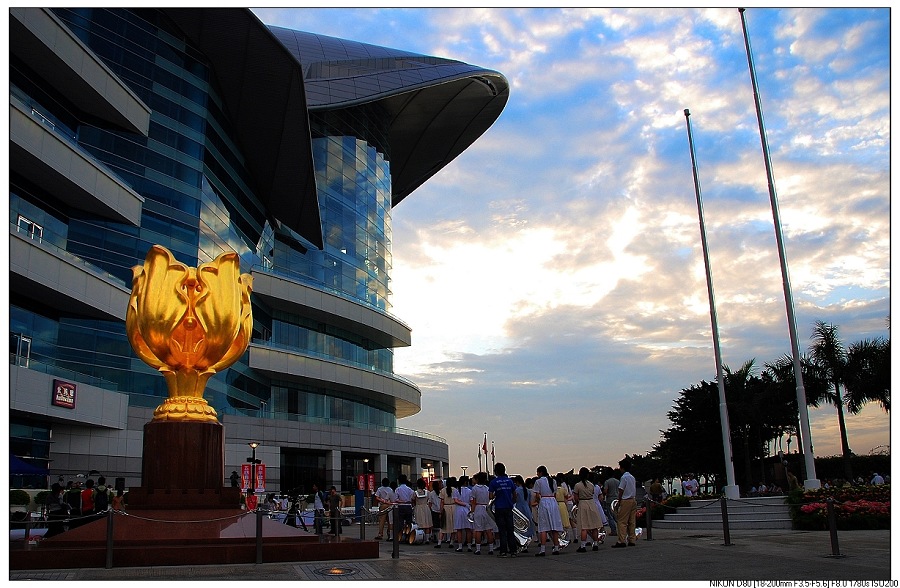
[644,497,653,541]
[105,509,115,569]
[23,518,33,552]
[360,504,366,540]
[255,507,263,564]
[392,506,400,559]
[719,495,732,546]
[826,498,844,558]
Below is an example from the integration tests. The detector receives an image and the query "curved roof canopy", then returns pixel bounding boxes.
[164,9,323,249]
[164,9,508,248]
[268,26,510,207]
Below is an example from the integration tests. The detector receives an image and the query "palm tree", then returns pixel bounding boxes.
[808,321,853,480]
[845,337,890,413]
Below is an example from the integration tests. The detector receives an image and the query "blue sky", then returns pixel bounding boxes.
[252,7,891,478]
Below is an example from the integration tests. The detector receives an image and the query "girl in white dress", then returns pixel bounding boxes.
[531,465,563,556]
[470,471,494,555]
[440,478,457,548]
[453,476,474,551]
[413,478,432,542]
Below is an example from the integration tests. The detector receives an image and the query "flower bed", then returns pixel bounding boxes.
[787,485,890,530]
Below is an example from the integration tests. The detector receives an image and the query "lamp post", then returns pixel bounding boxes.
[361,458,370,540]
[247,442,260,508]
[363,459,370,509]
[460,466,468,478]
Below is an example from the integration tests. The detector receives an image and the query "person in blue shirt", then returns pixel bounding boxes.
[489,462,518,557]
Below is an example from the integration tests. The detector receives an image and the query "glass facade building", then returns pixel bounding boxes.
[9,8,508,492]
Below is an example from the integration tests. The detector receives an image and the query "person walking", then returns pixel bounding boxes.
[513,475,534,552]
[453,476,473,551]
[612,457,638,548]
[374,477,395,540]
[489,462,518,557]
[573,467,603,552]
[602,471,619,535]
[328,486,342,536]
[555,473,574,544]
[532,465,563,556]
[428,479,443,544]
[413,478,433,543]
[311,484,327,534]
[438,477,458,548]
[470,471,494,555]
[591,472,609,535]
[81,479,96,517]
[394,474,415,541]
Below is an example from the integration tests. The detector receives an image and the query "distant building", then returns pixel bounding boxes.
[9,8,508,491]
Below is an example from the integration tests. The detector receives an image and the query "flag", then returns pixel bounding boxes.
[491,441,495,460]
[482,433,487,454]
[477,444,481,458]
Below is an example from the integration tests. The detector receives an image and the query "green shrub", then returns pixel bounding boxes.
[10,489,31,506]
[664,494,691,509]
[34,490,51,506]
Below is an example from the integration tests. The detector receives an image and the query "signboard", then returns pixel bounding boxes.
[241,463,251,491]
[52,380,76,409]
[255,463,266,492]
[357,474,365,491]
[241,463,266,493]
[368,473,376,492]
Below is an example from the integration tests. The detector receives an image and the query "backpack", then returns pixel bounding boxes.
[94,486,110,511]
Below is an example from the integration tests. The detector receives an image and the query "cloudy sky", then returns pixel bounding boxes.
[252,7,891,478]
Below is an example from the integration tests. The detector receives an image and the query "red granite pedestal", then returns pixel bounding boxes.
[10,418,378,569]
[127,419,240,509]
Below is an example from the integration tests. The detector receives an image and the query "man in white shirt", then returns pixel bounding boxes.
[374,477,395,540]
[311,484,326,534]
[394,474,415,540]
[612,457,637,548]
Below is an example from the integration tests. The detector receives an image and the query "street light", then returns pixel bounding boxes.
[460,466,468,477]
[247,442,260,508]
[363,459,370,508]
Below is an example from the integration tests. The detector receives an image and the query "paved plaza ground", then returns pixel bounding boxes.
[9,528,893,582]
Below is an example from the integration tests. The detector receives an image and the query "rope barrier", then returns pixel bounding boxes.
[112,509,251,524]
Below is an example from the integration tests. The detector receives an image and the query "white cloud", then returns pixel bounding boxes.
[257,7,890,476]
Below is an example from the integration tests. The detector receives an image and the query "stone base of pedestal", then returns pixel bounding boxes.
[129,419,239,509]
[10,510,379,570]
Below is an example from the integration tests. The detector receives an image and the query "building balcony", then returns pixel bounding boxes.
[9,220,129,322]
[10,7,151,136]
[9,94,144,227]
[251,268,412,349]
[248,342,421,418]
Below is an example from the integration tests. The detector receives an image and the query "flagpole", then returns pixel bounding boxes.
[491,441,495,472]
[478,444,482,473]
[738,7,819,489]
[683,108,739,500]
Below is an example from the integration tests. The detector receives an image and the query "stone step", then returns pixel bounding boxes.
[652,518,793,530]
[649,496,793,530]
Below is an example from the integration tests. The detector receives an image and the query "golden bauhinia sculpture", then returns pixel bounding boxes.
[126,245,253,422]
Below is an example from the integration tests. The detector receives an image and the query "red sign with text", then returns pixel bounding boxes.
[241,463,266,493]
[52,380,76,409]
[368,473,376,492]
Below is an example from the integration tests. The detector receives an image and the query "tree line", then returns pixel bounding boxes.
[611,320,890,492]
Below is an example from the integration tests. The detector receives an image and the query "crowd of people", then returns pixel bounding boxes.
[369,456,642,556]
[40,475,125,537]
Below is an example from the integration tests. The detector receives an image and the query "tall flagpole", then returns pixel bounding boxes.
[683,109,739,500]
[491,441,495,472]
[738,8,819,488]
